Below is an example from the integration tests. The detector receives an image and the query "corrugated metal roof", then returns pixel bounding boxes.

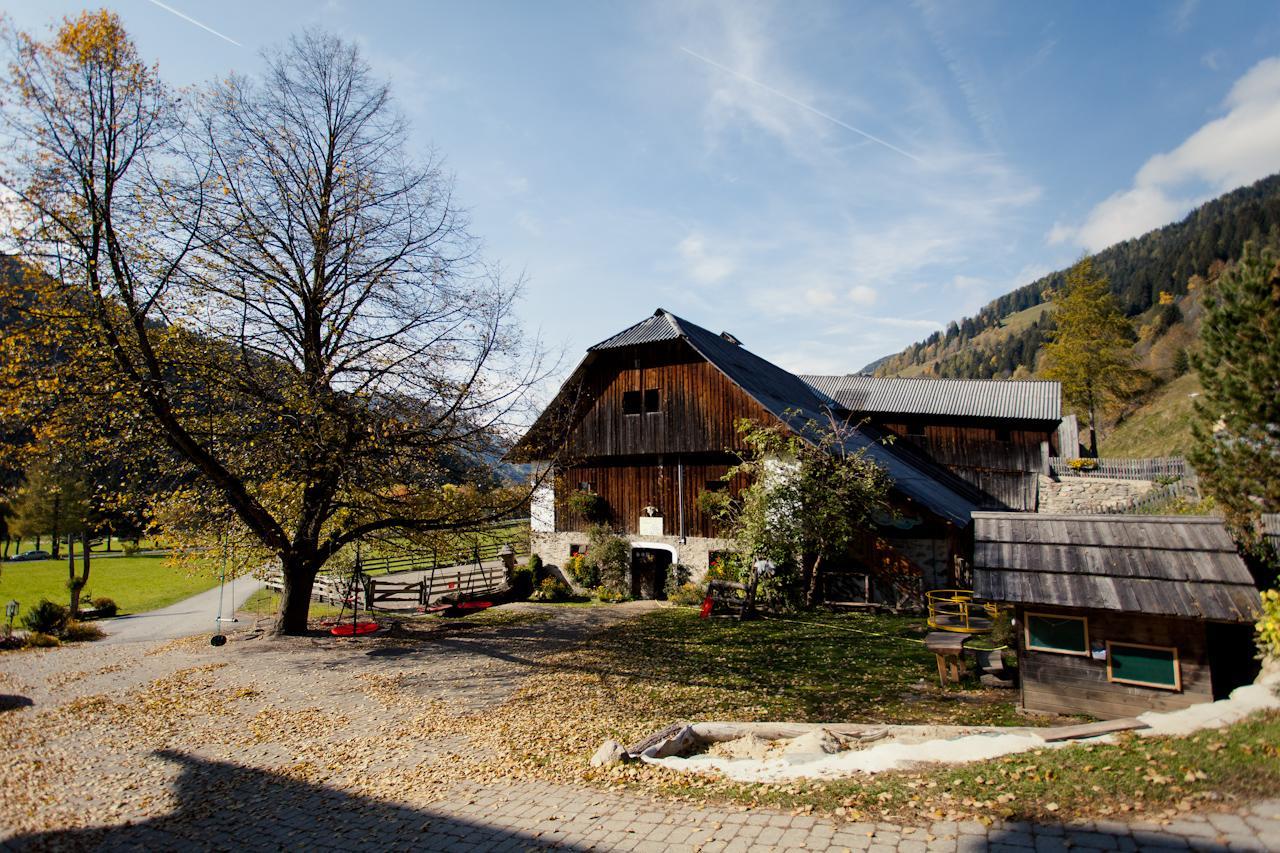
[971,512,1261,622]
[801,374,1062,422]
[589,311,683,350]
[512,309,981,527]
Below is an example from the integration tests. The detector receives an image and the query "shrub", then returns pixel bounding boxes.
[706,552,745,583]
[989,608,1015,649]
[1258,589,1280,662]
[567,490,608,523]
[1066,457,1098,471]
[0,634,26,651]
[90,597,119,618]
[508,565,534,600]
[527,553,544,580]
[585,526,630,594]
[21,599,70,636]
[121,541,141,556]
[592,586,629,604]
[532,577,572,602]
[25,632,61,648]
[668,582,706,607]
[664,563,692,600]
[61,621,105,643]
[564,553,597,589]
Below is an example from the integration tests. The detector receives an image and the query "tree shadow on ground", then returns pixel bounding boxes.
[7,749,585,852]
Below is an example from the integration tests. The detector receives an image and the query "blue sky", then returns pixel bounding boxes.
[7,0,1280,375]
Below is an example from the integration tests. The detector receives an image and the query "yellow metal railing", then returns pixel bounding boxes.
[926,589,997,633]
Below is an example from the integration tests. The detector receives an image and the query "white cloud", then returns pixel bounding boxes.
[847,284,877,306]
[1054,56,1280,252]
[805,287,837,307]
[677,232,735,284]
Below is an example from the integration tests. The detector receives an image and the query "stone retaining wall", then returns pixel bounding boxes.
[1037,475,1155,514]
[530,530,735,590]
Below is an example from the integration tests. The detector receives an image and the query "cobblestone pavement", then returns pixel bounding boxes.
[2,603,1278,852]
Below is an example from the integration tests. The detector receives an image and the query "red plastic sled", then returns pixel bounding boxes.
[330,620,380,636]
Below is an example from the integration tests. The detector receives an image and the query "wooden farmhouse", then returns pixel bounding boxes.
[509,309,1066,603]
[973,513,1263,718]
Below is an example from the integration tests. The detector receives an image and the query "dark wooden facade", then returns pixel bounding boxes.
[1016,606,1213,718]
[873,419,1055,512]
[560,341,775,459]
[556,454,749,538]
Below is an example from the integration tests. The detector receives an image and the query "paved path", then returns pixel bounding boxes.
[99,576,265,644]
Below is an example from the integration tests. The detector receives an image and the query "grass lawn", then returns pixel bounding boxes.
[1101,371,1202,458]
[0,555,219,617]
[451,606,1279,825]
[460,608,1033,789]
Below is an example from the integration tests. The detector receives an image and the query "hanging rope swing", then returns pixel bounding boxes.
[329,544,379,637]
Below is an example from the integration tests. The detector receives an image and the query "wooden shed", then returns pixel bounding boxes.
[973,513,1263,719]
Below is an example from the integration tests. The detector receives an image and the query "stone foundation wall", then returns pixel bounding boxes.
[1037,475,1155,514]
[530,530,735,590]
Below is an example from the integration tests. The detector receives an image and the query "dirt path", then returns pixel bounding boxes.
[1,601,1277,852]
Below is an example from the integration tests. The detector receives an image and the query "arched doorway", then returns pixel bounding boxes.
[629,542,676,600]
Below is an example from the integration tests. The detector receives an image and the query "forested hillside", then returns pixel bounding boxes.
[874,173,1280,380]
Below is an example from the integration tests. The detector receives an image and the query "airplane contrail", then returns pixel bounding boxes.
[144,0,243,48]
[679,46,920,163]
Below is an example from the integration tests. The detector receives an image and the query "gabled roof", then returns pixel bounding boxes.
[511,309,980,527]
[801,374,1062,422]
[972,513,1261,622]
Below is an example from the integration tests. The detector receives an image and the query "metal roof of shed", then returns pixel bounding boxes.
[801,374,1061,422]
[972,512,1261,622]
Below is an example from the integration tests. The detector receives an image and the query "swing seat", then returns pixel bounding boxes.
[330,620,379,636]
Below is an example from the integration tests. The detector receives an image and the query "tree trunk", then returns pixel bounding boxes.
[51,494,61,559]
[67,533,77,614]
[274,557,320,635]
[1087,387,1099,458]
[805,552,824,609]
[78,530,91,612]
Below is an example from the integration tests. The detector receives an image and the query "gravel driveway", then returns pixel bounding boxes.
[1,601,1277,852]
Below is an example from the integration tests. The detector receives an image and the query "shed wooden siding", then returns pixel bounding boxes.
[1017,606,1212,718]
[562,341,778,459]
[877,424,1052,511]
[556,456,748,538]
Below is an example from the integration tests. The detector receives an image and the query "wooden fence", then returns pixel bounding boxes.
[359,532,528,577]
[259,521,528,610]
[1047,456,1188,480]
[1094,478,1202,516]
[363,560,508,610]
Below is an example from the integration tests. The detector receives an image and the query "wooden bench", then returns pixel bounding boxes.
[924,631,968,686]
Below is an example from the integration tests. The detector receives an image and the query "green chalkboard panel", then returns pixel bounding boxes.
[1026,613,1088,654]
[1109,643,1180,690]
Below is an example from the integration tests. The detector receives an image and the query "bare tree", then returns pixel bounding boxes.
[2,13,548,634]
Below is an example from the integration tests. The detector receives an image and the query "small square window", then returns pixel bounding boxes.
[622,390,642,415]
[995,428,1011,442]
[577,481,593,492]
[644,388,660,412]
[704,480,728,493]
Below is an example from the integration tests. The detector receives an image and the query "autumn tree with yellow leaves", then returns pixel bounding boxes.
[0,12,549,634]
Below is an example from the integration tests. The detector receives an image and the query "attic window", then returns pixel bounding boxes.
[624,389,660,415]
[720,331,741,345]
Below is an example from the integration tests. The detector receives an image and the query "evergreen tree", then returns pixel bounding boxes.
[1190,242,1280,549]
[1038,259,1142,456]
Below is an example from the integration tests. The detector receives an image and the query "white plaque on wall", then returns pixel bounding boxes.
[638,516,664,536]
